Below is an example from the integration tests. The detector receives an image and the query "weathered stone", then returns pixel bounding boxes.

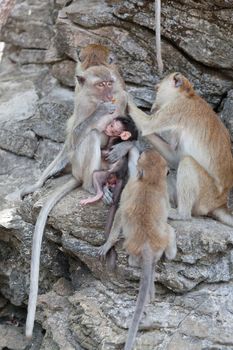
[221,89,233,141]
[52,60,76,87]
[1,0,233,348]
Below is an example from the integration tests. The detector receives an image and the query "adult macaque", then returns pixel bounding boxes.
[25,66,125,338]
[128,72,233,226]
[6,44,126,202]
[99,150,176,350]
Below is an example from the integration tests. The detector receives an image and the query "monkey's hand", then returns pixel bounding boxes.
[98,241,113,261]
[107,141,133,163]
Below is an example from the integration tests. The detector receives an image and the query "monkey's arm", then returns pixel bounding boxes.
[99,208,122,258]
[73,102,117,147]
[127,96,151,131]
[6,145,69,201]
[146,134,179,169]
[107,141,134,163]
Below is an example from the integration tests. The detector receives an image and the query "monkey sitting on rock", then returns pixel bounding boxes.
[99,149,177,350]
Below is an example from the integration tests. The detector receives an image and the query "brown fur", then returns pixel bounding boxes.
[122,150,170,256]
[76,44,126,91]
[79,44,110,69]
[128,72,233,224]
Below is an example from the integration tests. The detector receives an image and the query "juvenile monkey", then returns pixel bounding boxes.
[80,116,138,205]
[99,149,176,350]
[128,72,233,226]
[25,66,123,338]
[7,44,127,202]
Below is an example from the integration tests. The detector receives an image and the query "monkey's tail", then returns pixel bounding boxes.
[124,245,153,350]
[25,177,78,339]
[211,205,233,227]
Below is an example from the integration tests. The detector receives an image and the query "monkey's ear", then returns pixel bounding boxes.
[120,131,131,141]
[173,73,183,88]
[76,75,85,85]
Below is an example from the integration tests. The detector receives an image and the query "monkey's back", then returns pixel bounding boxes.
[121,178,169,256]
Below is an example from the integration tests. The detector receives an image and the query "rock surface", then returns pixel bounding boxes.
[0,0,233,349]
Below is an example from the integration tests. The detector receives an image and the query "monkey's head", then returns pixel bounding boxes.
[155,72,195,106]
[77,44,115,70]
[137,149,168,184]
[76,66,116,102]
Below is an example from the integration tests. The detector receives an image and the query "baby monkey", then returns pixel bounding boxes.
[80,116,138,205]
[99,149,177,350]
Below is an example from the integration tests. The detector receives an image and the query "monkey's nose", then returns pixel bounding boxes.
[106,95,113,101]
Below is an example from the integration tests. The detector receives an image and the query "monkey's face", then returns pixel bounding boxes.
[105,120,124,137]
[94,79,114,101]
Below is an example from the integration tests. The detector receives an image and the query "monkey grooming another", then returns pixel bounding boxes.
[128,72,233,227]
[25,66,126,339]
[99,149,176,350]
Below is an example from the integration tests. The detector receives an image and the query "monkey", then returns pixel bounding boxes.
[127,72,233,227]
[155,0,163,75]
[99,149,177,350]
[79,116,138,206]
[25,66,126,339]
[6,44,127,202]
[72,113,138,270]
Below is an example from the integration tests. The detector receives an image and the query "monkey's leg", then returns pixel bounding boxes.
[169,156,199,220]
[72,130,102,194]
[164,224,177,260]
[26,177,79,338]
[6,145,69,201]
[98,208,122,259]
[146,134,179,169]
[80,171,108,205]
[170,156,226,221]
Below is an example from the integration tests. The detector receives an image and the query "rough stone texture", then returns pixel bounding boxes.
[0,0,233,349]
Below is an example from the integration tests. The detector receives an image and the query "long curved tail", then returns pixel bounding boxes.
[211,205,233,227]
[124,248,153,350]
[25,177,78,338]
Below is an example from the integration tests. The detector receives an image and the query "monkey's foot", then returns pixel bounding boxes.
[80,193,103,205]
[5,190,22,202]
[169,208,191,221]
[98,242,112,261]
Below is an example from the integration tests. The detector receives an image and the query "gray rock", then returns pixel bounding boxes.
[221,89,233,141]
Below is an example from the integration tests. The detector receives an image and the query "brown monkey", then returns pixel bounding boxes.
[128,72,233,226]
[99,149,176,350]
[25,66,124,338]
[6,44,127,202]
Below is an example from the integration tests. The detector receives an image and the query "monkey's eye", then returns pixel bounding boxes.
[107,81,113,87]
[97,82,105,88]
